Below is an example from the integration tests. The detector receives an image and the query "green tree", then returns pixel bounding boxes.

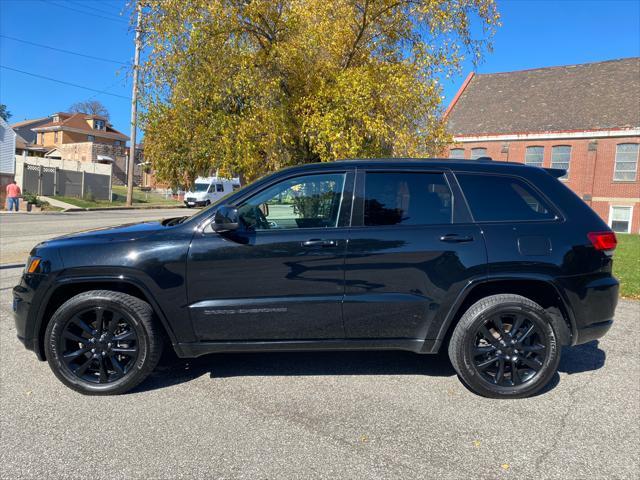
[0,104,11,122]
[140,0,499,185]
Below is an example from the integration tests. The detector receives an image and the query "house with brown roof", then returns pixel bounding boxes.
[445,57,640,234]
[14,112,134,185]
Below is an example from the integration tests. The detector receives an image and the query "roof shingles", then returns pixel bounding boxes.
[33,112,128,139]
[446,57,640,136]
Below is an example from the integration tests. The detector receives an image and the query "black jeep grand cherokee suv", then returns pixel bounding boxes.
[13,159,619,398]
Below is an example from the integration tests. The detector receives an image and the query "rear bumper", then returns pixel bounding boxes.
[557,274,619,346]
[574,319,613,345]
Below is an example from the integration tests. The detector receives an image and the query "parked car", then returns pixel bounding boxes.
[183,176,241,207]
[13,159,618,397]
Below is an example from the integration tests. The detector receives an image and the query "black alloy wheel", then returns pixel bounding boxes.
[45,290,163,395]
[58,306,139,384]
[448,294,560,398]
[471,312,547,387]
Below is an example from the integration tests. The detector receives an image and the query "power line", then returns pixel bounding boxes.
[43,0,128,24]
[64,0,127,19]
[87,77,129,102]
[0,35,129,65]
[0,65,130,100]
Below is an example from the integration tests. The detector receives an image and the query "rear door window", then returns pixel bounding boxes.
[364,172,452,226]
[456,173,557,222]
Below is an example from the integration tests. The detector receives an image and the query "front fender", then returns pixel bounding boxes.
[33,267,193,360]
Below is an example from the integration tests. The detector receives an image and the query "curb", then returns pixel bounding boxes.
[63,205,187,212]
[0,263,23,270]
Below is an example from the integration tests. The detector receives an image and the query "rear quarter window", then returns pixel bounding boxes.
[456,173,557,222]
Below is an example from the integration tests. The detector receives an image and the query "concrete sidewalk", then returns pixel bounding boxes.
[38,196,77,210]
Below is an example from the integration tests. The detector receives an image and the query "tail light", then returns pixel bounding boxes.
[587,231,617,251]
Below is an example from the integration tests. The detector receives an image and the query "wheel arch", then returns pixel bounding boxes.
[430,276,576,354]
[34,275,179,360]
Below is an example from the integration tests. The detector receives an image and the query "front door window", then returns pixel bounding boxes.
[238,173,345,230]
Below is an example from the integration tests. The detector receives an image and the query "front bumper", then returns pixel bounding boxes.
[184,200,207,207]
[13,272,48,359]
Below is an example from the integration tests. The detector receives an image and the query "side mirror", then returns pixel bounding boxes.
[211,205,240,233]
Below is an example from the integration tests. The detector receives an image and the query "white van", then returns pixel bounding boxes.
[184,176,241,208]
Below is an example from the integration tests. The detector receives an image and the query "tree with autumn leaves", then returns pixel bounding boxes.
[139,0,499,186]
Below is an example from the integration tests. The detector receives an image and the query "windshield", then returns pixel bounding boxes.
[193,183,209,192]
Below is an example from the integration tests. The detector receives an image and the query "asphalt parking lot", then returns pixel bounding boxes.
[0,211,639,479]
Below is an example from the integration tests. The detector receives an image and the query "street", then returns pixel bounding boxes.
[0,209,190,265]
[0,211,639,479]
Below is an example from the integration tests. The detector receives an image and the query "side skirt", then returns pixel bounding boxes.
[175,338,438,358]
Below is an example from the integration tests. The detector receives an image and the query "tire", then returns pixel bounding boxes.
[448,294,560,399]
[45,290,163,395]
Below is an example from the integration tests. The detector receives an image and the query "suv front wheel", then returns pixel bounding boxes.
[45,290,163,395]
[448,294,561,399]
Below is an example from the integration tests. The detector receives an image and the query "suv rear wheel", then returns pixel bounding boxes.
[448,294,560,398]
[45,290,163,395]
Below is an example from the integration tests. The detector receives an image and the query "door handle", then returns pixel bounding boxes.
[302,239,337,248]
[440,234,474,243]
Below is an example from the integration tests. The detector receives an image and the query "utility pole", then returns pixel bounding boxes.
[126,1,142,206]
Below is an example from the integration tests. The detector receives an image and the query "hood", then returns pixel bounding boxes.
[44,220,168,245]
[186,191,209,199]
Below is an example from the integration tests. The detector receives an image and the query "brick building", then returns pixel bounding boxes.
[445,58,640,234]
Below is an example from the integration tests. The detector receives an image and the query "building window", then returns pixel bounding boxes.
[614,143,638,181]
[94,119,105,130]
[450,148,465,159]
[551,145,571,179]
[525,146,544,167]
[114,140,121,147]
[87,135,95,142]
[471,148,487,159]
[609,205,633,233]
[54,131,58,143]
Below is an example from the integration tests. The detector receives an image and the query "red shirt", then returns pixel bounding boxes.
[6,183,21,198]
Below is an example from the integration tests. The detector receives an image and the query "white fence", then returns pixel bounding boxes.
[15,155,112,201]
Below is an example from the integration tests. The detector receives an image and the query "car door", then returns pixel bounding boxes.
[187,169,354,341]
[343,167,487,341]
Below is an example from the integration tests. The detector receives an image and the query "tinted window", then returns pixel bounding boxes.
[457,174,556,222]
[239,173,345,230]
[364,172,452,226]
[216,183,224,192]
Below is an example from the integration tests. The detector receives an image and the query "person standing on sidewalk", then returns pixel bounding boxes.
[6,180,21,212]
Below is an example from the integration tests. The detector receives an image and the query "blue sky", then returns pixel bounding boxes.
[1,0,639,140]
